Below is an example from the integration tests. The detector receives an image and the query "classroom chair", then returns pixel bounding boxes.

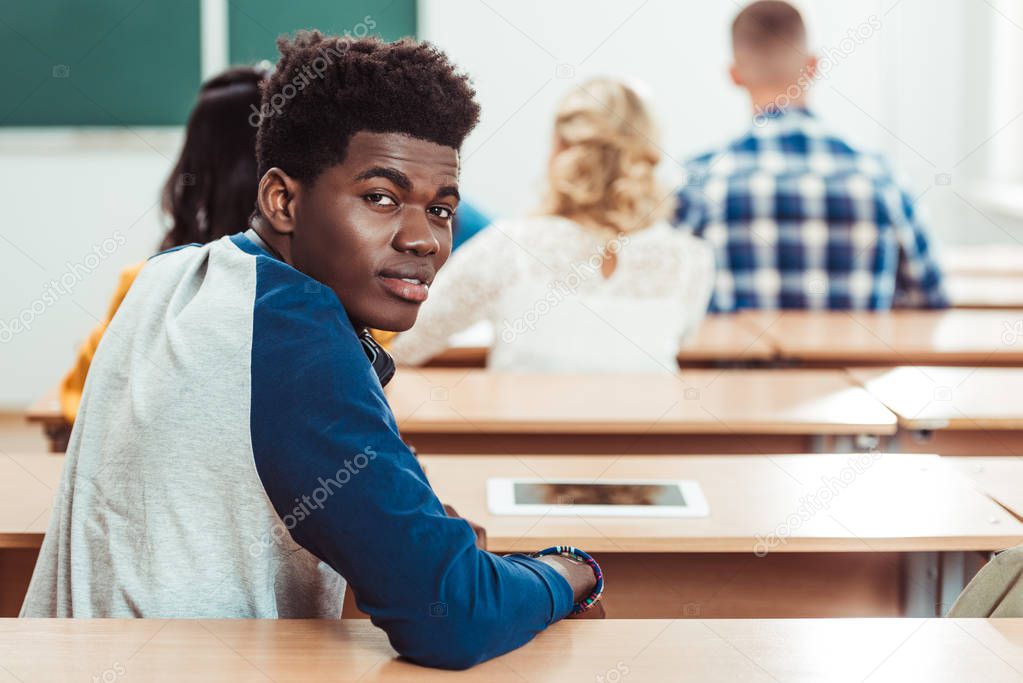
[947,545,1023,617]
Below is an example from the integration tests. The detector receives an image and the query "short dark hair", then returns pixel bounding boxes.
[731,1,806,54]
[161,65,268,251]
[256,32,481,181]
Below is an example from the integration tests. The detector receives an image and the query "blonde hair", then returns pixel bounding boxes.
[542,78,670,234]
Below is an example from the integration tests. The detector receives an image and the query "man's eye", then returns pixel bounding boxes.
[364,193,396,206]
[429,206,454,220]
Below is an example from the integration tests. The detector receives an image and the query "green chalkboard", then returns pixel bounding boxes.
[228,0,417,65]
[0,0,202,126]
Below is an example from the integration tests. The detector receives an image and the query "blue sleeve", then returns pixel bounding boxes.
[675,157,726,311]
[891,185,949,309]
[673,158,711,235]
[451,200,491,251]
[247,259,573,669]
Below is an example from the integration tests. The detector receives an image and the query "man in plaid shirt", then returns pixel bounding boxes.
[674,1,947,313]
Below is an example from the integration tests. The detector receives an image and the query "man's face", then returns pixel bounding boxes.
[289,131,459,331]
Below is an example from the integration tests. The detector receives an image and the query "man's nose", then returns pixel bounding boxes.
[393,210,439,256]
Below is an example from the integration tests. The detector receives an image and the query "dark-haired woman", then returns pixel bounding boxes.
[57,66,268,428]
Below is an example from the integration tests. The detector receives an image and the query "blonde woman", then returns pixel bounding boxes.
[391,78,715,373]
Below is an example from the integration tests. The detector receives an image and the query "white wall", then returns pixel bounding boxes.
[419,0,1010,244]
[0,131,177,408]
[987,0,1023,187]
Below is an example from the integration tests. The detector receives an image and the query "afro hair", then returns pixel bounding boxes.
[255,31,481,181]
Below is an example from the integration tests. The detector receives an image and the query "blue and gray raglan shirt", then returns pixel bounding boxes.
[20,230,573,669]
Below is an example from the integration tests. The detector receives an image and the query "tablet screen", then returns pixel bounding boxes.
[513,482,686,507]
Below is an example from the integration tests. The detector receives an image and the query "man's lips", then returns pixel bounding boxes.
[378,273,431,304]
[377,263,435,304]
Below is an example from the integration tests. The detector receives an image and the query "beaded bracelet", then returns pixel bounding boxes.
[531,545,604,614]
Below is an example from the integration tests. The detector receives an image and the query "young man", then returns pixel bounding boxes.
[21,33,600,669]
[674,0,948,312]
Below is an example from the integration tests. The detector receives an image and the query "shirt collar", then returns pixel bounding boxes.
[243,228,286,262]
[755,104,814,122]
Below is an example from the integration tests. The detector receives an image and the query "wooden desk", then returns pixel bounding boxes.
[676,313,776,364]
[24,388,70,453]
[743,309,1023,366]
[942,243,1023,276]
[424,453,1022,617]
[0,453,61,549]
[5,618,1023,682]
[425,315,776,368]
[388,368,896,454]
[849,366,1023,455]
[422,321,490,367]
[423,453,1022,554]
[7,452,1015,618]
[948,273,1023,309]
[0,452,62,616]
[945,456,1023,520]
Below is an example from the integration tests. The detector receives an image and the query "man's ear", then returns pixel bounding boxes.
[803,55,818,82]
[256,168,301,236]
[729,63,744,88]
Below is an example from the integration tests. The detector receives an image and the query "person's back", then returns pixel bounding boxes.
[395,215,712,373]
[25,236,344,618]
[391,78,715,370]
[673,1,947,313]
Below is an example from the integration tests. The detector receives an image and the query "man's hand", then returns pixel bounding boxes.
[443,504,487,550]
[567,601,606,619]
[534,555,605,618]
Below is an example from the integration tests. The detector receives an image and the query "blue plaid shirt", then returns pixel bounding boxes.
[673,108,948,312]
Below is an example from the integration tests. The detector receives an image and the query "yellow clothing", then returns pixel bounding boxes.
[59,261,145,423]
[369,329,397,349]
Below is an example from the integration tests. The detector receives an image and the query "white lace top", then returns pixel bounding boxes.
[390,216,715,374]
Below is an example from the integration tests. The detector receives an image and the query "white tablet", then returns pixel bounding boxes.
[486,478,709,518]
